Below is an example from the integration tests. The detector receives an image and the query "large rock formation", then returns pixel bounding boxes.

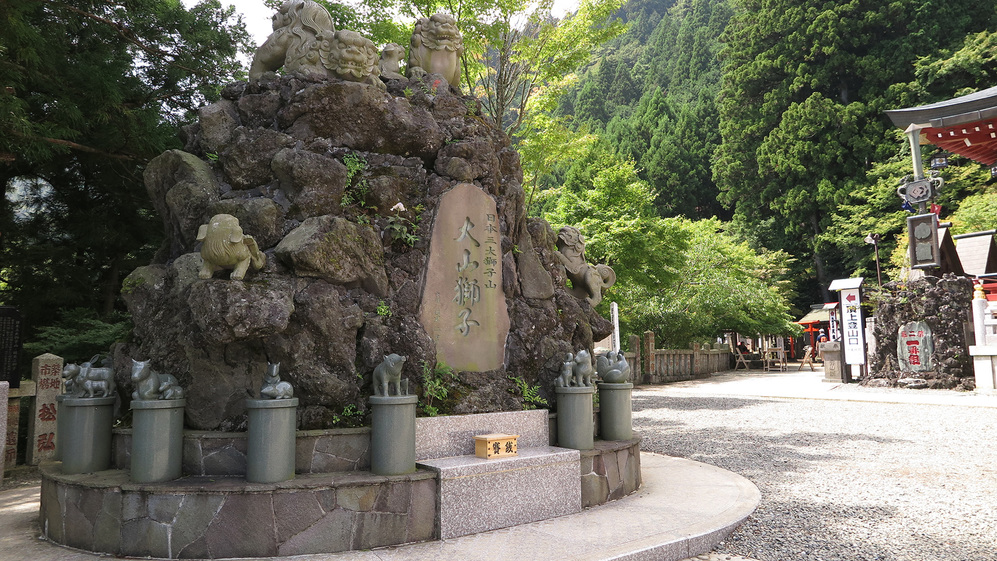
[118,71,611,430]
[867,273,974,389]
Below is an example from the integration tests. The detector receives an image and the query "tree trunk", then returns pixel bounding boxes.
[811,215,831,302]
[100,257,120,316]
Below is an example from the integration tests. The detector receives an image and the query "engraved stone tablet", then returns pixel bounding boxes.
[0,307,22,389]
[897,321,933,372]
[419,183,509,371]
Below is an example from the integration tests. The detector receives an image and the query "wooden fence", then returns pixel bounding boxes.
[624,331,732,385]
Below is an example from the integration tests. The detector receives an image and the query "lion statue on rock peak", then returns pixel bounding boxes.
[249,0,336,80]
[408,13,464,88]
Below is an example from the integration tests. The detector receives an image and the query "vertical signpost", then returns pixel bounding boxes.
[28,354,63,465]
[829,278,866,381]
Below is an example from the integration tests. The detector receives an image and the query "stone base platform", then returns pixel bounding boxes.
[38,463,436,558]
[7,453,758,561]
[418,446,581,539]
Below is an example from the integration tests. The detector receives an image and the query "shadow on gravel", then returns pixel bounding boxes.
[636,424,907,478]
[723,498,899,561]
[631,395,770,412]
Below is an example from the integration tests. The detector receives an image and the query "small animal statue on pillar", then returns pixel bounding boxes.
[260,363,294,399]
[62,355,116,398]
[373,353,408,397]
[555,350,595,387]
[554,226,616,307]
[196,214,266,281]
[407,13,464,88]
[596,350,631,383]
[131,359,184,400]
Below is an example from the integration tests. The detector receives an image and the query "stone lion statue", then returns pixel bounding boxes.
[196,214,266,281]
[408,13,464,88]
[249,0,336,80]
[555,226,616,307]
[319,29,385,89]
[379,43,406,80]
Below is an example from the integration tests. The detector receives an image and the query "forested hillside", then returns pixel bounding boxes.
[554,0,997,308]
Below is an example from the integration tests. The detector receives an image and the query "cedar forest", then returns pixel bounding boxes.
[3,0,997,365]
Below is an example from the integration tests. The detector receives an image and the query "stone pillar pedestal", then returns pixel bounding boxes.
[369,395,417,475]
[246,398,298,483]
[130,399,185,483]
[61,396,115,474]
[970,345,997,394]
[820,342,849,383]
[54,394,66,461]
[555,386,595,450]
[598,382,633,441]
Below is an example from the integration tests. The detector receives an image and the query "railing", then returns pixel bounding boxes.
[624,332,732,386]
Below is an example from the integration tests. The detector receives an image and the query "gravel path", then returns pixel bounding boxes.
[634,386,997,561]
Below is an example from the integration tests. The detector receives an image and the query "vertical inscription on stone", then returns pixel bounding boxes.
[420,183,509,371]
[28,353,63,464]
[0,307,22,390]
[4,398,18,469]
[0,381,6,485]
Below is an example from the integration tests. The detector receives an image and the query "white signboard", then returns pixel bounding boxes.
[839,288,865,365]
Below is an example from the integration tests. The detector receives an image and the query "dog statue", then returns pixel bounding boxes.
[373,354,408,397]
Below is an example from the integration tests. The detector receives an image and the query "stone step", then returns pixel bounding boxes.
[417,446,581,539]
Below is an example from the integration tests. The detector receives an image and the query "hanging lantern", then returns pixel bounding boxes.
[929,151,949,169]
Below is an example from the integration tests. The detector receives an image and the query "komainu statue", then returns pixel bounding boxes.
[249,0,336,80]
[407,13,464,88]
[379,43,406,80]
[196,214,266,281]
[554,226,616,306]
[319,30,385,89]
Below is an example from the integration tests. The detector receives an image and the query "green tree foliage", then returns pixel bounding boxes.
[559,0,731,219]
[713,0,997,303]
[658,218,800,346]
[22,308,131,364]
[0,1,250,337]
[950,192,997,233]
[537,141,797,346]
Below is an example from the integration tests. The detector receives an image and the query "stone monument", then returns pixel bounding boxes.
[117,0,611,431]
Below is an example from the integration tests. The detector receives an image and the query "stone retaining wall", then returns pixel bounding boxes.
[111,427,371,476]
[39,464,436,558]
[580,438,642,508]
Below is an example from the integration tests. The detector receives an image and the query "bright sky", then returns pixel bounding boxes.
[182,1,580,47]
